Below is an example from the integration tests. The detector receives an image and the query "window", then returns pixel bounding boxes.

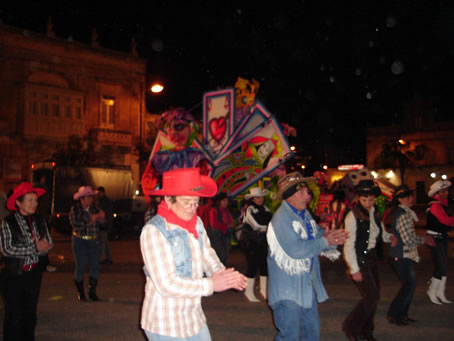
[25,85,83,120]
[101,96,116,129]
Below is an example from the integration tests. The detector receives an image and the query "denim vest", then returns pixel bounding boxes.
[148,214,204,278]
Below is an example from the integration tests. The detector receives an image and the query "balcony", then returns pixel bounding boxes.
[90,128,133,146]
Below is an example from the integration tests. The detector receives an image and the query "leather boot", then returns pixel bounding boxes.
[427,277,442,305]
[74,280,86,302]
[259,276,267,299]
[244,277,259,302]
[88,277,100,301]
[437,276,452,304]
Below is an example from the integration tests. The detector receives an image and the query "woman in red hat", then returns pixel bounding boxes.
[0,182,53,341]
[140,168,247,341]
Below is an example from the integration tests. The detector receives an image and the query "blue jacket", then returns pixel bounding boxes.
[148,214,204,278]
[267,201,336,308]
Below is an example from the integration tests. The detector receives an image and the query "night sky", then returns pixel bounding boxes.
[2,1,454,171]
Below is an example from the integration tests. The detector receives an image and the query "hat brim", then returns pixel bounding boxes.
[150,175,217,197]
[7,187,46,211]
[73,190,98,200]
[276,177,315,201]
[393,188,413,199]
[245,190,269,200]
[428,180,451,198]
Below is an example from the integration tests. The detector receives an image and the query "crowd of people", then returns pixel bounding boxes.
[0,169,453,340]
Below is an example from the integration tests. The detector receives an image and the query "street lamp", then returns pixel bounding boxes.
[151,83,164,93]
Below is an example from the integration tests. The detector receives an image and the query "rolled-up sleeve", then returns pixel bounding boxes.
[343,211,359,274]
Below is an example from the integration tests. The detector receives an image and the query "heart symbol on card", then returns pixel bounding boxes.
[209,117,227,143]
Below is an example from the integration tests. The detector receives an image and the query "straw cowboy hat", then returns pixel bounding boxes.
[150,168,217,197]
[428,180,451,198]
[73,186,98,200]
[276,172,315,200]
[7,182,46,211]
[245,187,269,200]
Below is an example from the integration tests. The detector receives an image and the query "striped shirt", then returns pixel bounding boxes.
[140,216,224,337]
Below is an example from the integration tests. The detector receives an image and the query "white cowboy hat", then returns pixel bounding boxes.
[73,186,98,200]
[428,180,451,198]
[244,187,269,200]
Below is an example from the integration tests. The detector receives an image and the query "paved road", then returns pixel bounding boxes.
[1,231,454,341]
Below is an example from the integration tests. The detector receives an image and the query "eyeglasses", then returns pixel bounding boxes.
[175,198,200,208]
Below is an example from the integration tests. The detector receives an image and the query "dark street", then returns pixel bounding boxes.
[1,230,453,341]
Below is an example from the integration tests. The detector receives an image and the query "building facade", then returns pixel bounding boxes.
[366,98,454,204]
[0,23,157,194]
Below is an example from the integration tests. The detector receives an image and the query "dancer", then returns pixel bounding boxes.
[387,184,434,325]
[343,180,394,341]
[426,180,454,304]
[241,187,272,302]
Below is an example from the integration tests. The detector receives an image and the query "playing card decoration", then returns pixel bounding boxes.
[142,78,295,200]
[203,89,234,160]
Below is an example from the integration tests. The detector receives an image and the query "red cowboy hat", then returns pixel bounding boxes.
[150,168,217,197]
[7,182,46,211]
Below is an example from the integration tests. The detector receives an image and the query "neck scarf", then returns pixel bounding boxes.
[157,201,198,238]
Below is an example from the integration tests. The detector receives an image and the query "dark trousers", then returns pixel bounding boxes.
[208,229,230,266]
[1,267,43,341]
[244,240,268,278]
[429,236,449,279]
[388,257,416,320]
[343,252,380,338]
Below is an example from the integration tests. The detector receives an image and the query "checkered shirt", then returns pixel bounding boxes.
[140,216,224,337]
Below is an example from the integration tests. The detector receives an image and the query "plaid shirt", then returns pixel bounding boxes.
[140,216,223,337]
[69,202,101,236]
[0,212,53,266]
[395,205,423,261]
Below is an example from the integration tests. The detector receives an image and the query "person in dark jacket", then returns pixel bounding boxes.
[387,184,434,326]
[97,186,113,265]
[0,182,53,341]
[342,180,394,341]
[70,186,104,302]
[241,187,272,302]
[425,180,454,304]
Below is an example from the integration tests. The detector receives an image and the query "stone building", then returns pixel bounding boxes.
[367,97,454,203]
[0,22,158,194]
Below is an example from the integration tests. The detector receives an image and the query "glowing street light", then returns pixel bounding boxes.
[386,170,394,179]
[290,146,296,151]
[430,172,436,179]
[442,174,447,180]
[151,83,164,93]
[322,165,328,170]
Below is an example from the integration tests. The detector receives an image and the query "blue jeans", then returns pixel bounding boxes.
[388,257,416,320]
[72,236,99,281]
[271,296,320,341]
[144,324,211,341]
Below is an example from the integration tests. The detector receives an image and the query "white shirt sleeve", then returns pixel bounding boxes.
[343,211,360,274]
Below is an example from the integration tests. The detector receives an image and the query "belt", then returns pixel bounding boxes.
[22,263,37,271]
[73,232,97,240]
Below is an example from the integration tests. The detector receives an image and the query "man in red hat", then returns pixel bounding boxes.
[140,168,247,340]
[0,182,53,341]
[69,186,105,302]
